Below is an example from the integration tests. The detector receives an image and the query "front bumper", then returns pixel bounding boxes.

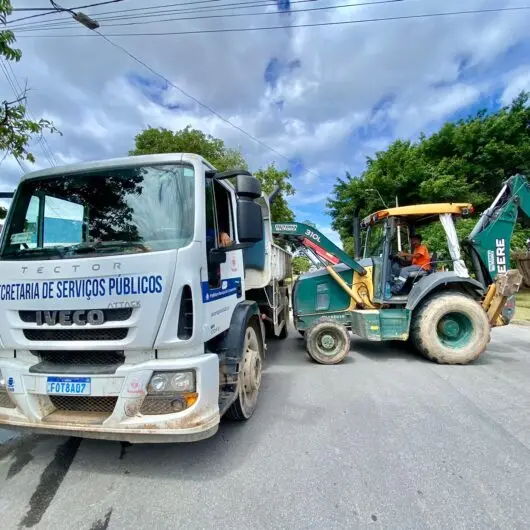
[0,353,220,443]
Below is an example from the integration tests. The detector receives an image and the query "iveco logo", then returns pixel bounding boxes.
[36,309,105,326]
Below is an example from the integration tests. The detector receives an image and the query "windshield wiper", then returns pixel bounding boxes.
[73,241,149,254]
[2,247,69,260]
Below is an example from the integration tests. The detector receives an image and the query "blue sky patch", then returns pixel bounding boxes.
[127,73,184,111]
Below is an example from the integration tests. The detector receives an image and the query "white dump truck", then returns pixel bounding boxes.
[0,154,291,442]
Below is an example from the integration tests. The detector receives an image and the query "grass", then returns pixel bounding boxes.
[515,288,530,322]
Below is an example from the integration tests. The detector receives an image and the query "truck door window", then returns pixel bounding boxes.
[205,180,221,288]
[213,181,234,241]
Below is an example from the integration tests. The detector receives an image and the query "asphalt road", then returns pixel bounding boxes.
[2,325,530,530]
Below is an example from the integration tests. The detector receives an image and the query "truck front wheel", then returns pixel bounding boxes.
[411,292,490,364]
[225,319,264,421]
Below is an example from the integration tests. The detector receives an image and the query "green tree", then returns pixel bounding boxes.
[303,219,316,227]
[253,163,295,222]
[328,92,530,255]
[292,255,311,275]
[0,1,58,163]
[130,125,247,172]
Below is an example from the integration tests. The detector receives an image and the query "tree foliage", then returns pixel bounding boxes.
[131,125,247,172]
[0,0,58,163]
[253,163,295,222]
[328,92,530,256]
[292,255,311,275]
[131,126,295,222]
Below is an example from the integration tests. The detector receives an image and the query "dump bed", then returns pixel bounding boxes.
[243,196,292,289]
[272,243,292,280]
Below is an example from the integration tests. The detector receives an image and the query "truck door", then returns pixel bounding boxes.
[203,179,244,337]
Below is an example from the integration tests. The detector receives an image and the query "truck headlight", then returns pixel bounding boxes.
[147,370,195,394]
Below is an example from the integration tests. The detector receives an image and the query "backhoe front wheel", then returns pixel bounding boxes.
[305,318,350,365]
[411,292,490,364]
[225,319,264,421]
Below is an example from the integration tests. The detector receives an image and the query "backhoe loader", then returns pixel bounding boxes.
[273,174,528,365]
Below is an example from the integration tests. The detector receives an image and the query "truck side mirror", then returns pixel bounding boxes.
[236,175,262,200]
[237,199,263,243]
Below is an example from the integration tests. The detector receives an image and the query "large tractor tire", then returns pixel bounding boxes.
[411,292,490,365]
[305,317,350,365]
[226,319,264,421]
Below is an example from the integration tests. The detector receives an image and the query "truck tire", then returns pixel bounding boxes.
[305,317,350,365]
[411,292,490,364]
[225,319,264,421]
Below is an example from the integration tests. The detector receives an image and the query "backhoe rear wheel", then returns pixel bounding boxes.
[411,292,490,365]
[305,317,350,365]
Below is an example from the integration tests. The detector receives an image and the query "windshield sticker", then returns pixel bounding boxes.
[0,274,163,302]
[10,232,33,244]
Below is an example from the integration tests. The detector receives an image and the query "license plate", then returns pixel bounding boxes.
[47,377,91,395]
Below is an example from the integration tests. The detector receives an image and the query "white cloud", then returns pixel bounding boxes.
[501,68,530,106]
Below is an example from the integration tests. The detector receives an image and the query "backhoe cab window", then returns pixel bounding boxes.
[1,164,195,260]
[364,222,386,258]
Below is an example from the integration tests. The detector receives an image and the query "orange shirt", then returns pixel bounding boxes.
[412,245,431,270]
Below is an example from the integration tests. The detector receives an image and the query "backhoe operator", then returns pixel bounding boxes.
[392,234,430,293]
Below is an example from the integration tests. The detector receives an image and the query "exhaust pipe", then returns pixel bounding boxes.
[269,185,281,205]
[353,208,361,259]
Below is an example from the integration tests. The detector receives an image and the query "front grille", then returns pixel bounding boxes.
[33,350,125,366]
[0,391,15,409]
[24,328,128,341]
[50,395,118,413]
[19,308,132,323]
[140,397,175,415]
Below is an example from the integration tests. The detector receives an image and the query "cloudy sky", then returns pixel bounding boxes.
[2,0,530,244]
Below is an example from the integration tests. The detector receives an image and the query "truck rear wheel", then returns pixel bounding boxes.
[411,292,490,364]
[225,319,264,421]
[305,318,350,365]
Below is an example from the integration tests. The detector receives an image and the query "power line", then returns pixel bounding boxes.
[0,59,57,167]
[10,0,312,30]
[17,5,530,37]
[13,0,406,32]
[93,29,322,180]
[7,1,125,25]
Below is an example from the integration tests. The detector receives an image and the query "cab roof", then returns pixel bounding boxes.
[19,153,216,182]
[361,203,474,226]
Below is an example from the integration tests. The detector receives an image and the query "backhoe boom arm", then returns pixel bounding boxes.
[272,222,366,275]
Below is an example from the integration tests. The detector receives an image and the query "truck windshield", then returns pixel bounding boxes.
[0,163,195,260]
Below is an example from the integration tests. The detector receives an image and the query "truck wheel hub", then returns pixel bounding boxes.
[321,333,336,350]
[439,318,460,338]
[242,350,261,392]
[437,312,473,348]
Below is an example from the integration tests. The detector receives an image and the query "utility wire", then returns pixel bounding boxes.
[18,6,530,37]
[93,29,321,180]
[7,1,125,25]
[10,0,315,30]
[13,0,406,32]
